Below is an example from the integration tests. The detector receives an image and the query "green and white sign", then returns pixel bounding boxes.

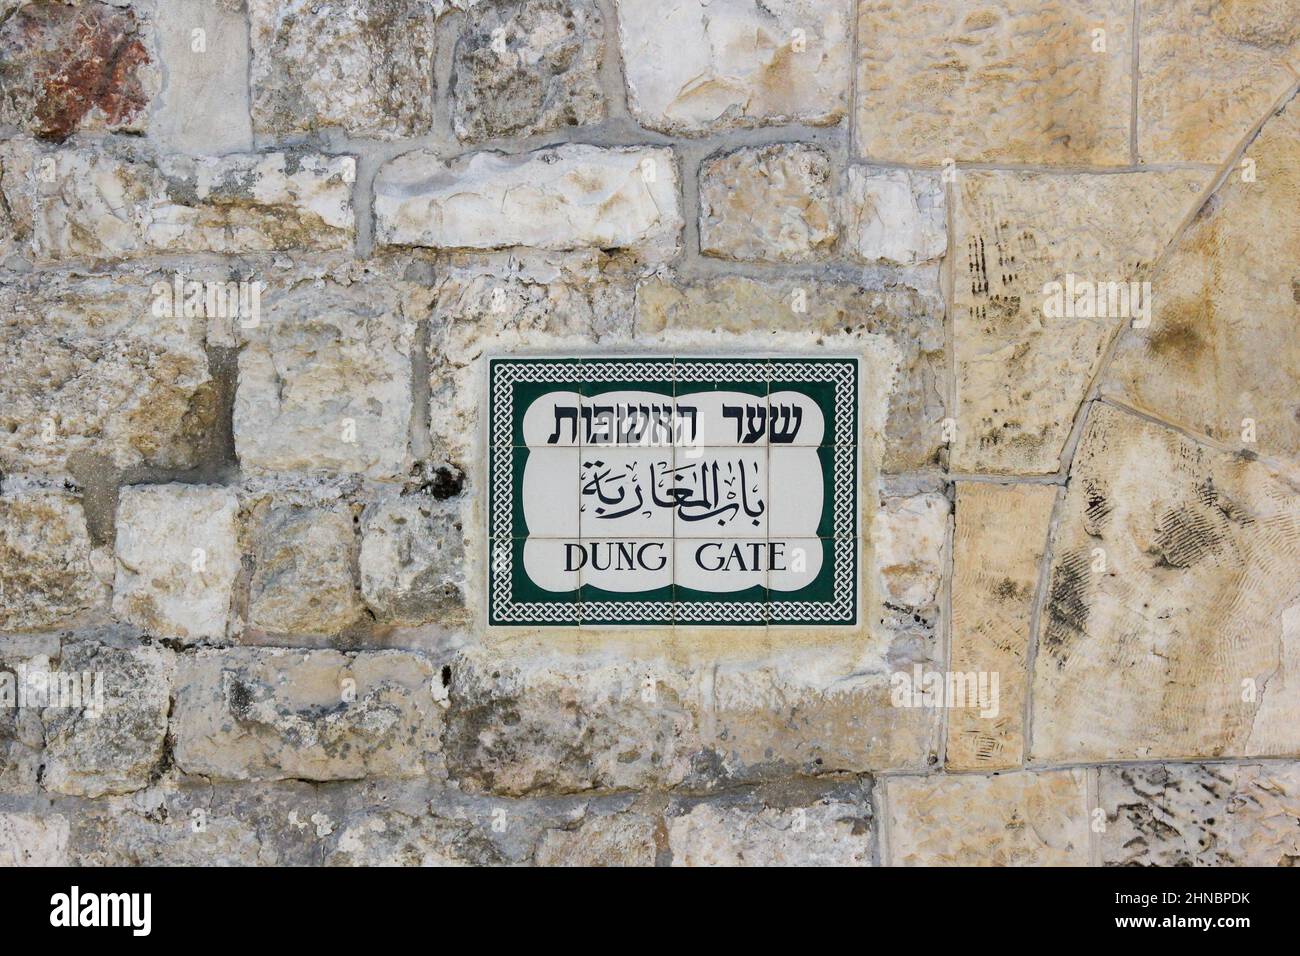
[487,357,860,627]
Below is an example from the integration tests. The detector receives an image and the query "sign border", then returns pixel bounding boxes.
[487,356,859,627]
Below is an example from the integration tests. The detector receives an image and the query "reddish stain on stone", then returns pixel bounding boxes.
[1,2,152,141]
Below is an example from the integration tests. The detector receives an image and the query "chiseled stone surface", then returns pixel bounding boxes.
[249,0,435,140]
[618,0,852,134]
[698,143,837,263]
[5,142,355,263]
[172,648,443,782]
[1030,404,1300,763]
[1099,762,1300,866]
[856,0,1133,165]
[0,271,215,479]
[667,779,875,866]
[886,770,1090,865]
[247,500,362,636]
[952,168,1211,475]
[1105,99,1300,462]
[359,495,467,627]
[0,489,105,632]
[0,0,157,141]
[233,268,416,480]
[375,145,681,262]
[1138,0,1300,164]
[946,482,1055,771]
[41,642,176,799]
[113,484,240,644]
[841,166,946,266]
[452,0,605,142]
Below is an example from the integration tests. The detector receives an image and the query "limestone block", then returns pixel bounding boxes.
[9,141,355,262]
[841,166,946,266]
[375,145,681,263]
[946,482,1055,770]
[113,484,240,643]
[249,0,435,139]
[886,770,1090,865]
[698,143,837,263]
[668,780,874,866]
[0,271,215,479]
[0,489,105,631]
[173,648,443,782]
[452,0,604,142]
[1139,0,1300,163]
[1030,404,1300,762]
[855,0,1133,165]
[233,274,415,480]
[618,0,852,134]
[248,501,362,636]
[41,642,176,798]
[359,495,466,626]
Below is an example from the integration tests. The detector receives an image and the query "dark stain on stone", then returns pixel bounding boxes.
[1152,504,1223,569]
[1042,550,1091,664]
[1146,314,1206,363]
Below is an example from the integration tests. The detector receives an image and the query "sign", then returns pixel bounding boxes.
[487,357,859,627]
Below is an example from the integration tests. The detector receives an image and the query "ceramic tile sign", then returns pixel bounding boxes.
[487,357,860,627]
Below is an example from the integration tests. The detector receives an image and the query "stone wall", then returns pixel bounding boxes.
[0,0,1297,866]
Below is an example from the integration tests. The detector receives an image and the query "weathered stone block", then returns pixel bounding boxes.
[856,0,1133,165]
[248,500,362,636]
[668,779,874,866]
[0,489,105,631]
[249,0,435,140]
[233,273,415,480]
[173,648,443,782]
[0,634,57,795]
[952,168,1211,474]
[534,812,660,867]
[698,143,837,263]
[841,166,945,266]
[886,770,1090,865]
[41,642,176,798]
[1030,404,1300,762]
[0,271,215,479]
[359,495,466,626]
[375,145,681,263]
[113,484,240,643]
[1138,0,1300,163]
[946,482,1055,770]
[7,142,355,262]
[0,0,157,141]
[452,0,605,142]
[618,0,851,134]
[444,651,701,795]
[0,812,68,865]
[1099,762,1300,866]
[1105,100,1300,462]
